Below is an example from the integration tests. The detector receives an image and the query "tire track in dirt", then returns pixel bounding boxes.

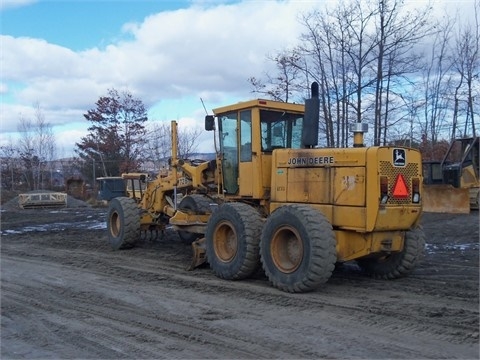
[1,209,479,359]
[8,237,477,348]
[3,244,478,359]
[1,257,336,359]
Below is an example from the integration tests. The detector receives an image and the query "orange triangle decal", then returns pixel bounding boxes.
[392,174,409,198]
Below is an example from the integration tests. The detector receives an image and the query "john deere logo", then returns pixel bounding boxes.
[393,149,406,167]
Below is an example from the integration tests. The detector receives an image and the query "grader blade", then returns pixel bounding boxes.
[187,237,207,271]
[423,185,470,214]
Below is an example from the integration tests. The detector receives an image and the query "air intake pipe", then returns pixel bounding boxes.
[350,122,368,147]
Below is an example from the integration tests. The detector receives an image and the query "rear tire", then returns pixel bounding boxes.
[107,197,140,250]
[357,227,426,279]
[206,202,262,280]
[177,194,212,244]
[260,205,337,293]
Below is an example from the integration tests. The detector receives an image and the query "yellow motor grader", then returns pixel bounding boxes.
[107,83,425,293]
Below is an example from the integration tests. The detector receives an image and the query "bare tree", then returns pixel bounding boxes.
[17,105,56,190]
[144,121,203,171]
[17,117,35,189]
[265,1,389,147]
[248,51,304,102]
[177,125,202,160]
[451,0,479,138]
[34,105,56,187]
[297,1,380,147]
[249,0,471,149]
[373,0,432,145]
[144,122,171,170]
[419,16,455,144]
[297,8,345,147]
[0,139,20,191]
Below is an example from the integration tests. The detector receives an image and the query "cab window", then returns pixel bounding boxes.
[260,110,303,151]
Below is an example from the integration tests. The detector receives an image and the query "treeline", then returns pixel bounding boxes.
[1,90,202,192]
[2,0,478,191]
[249,0,479,148]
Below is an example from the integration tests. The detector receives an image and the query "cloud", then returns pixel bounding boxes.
[1,0,312,156]
[2,36,79,80]
[2,0,473,157]
[3,1,308,104]
[114,1,308,100]
[54,128,89,157]
[0,0,37,11]
[0,82,7,94]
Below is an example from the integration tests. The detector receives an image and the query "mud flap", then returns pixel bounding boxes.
[423,185,470,214]
[187,237,207,271]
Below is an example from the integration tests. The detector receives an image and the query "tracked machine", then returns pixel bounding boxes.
[107,83,425,293]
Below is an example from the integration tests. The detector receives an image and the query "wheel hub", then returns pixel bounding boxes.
[110,212,120,237]
[271,226,303,273]
[213,221,237,263]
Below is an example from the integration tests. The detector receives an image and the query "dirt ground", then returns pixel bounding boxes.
[1,198,479,359]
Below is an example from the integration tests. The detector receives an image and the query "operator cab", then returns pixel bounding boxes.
[205,99,306,197]
[442,136,479,188]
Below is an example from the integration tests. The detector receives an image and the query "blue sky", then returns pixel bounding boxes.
[1,0,315,156]
[0,0,473,157]
[2,1,205,50]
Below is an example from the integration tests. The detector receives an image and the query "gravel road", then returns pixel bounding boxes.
[1,205,478,359]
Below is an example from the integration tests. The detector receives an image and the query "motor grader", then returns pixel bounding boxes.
[107,82,425,293]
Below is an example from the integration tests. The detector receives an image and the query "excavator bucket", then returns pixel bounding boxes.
[423,185,471,214]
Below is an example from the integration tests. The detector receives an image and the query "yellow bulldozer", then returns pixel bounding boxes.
[106,83,425,293]
[423,136,479,213]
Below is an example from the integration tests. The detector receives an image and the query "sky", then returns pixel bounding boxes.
[0,0,475,158]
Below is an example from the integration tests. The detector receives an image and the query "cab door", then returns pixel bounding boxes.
[219,112,239,194]
[238,110,253,196]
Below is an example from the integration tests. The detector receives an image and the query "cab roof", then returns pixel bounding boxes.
[212,99,305,115]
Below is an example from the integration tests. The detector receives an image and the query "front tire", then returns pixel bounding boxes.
[357,227,426,279]
[260,205,337,293]
[205,202,263,280]
[107,197,140,250]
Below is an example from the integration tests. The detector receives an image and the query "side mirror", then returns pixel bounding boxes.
[205,115,215,131]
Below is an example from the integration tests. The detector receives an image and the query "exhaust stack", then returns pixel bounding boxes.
[302,82,320,149]
[350,123,368,147]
